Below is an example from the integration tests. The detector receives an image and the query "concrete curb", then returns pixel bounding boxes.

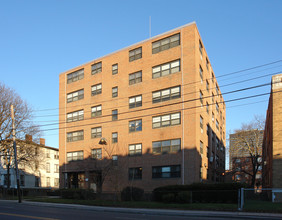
[4,200,282,219]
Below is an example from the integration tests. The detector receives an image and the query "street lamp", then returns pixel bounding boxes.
[98,137,107,145]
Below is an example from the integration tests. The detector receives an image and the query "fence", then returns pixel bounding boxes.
[238,188,282,211]
[0,187,54,200]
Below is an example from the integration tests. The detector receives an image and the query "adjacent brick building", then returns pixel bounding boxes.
[59,22,226,193]
[229,130,263,187]
[262,73,282,188]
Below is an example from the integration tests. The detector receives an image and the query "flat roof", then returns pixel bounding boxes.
[59,21,196,76]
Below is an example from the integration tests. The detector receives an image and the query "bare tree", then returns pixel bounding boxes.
[229,115,265,187]
[0,82,41,188]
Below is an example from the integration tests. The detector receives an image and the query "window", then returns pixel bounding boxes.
[4,174,9,186]
[67,151,83,162]
[152,138,181,154]
[129,95,142,108]
[46,163,50,173]
[200,141,203,155]
[216,84,219,95]
[129,167,142,180]
[206,102,209,114]
[54,164,59,173]
[46,149,50,158]
[91,127,102,138]
[54,151,59,159]
[91,62,102,75]
[128,143,142,156]
[129,47,142,62]
[129,119,142,132]
[206,124,210,135]
[112,109,118,121]
[92,148,102,159]
[67,130,84,142]
[112,87,118,98]
[199,40,203,57]
[212,72,215,83]
[152,112,180,128]
[54,178,59,187]
[91,105,102,118]
[212,92,214,104]
[67,89,84,103]
[216,120,219,130]
[152,86,180,103]
[112,132,118,143]
[46,177,50,187]
[152,165,181,178]
[206,80,209,92]
[35,177,40,187]
[129,71,142,85]
[20,175,25,186]
[67,69,84,84]
[91,83,102,96]
[200,90,203,106]
[152,33,180,54]
[200,116,203,132]
[216,102,219,113]
[112,64,118,75]
[199,65,203,82]
[112,155,118,166]
[67,110,84,122]
[206,58,209,71]
[152,59,180,79]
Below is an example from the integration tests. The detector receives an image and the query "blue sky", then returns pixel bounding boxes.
[0,0,281,150]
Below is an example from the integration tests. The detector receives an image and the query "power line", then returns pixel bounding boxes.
[40,98,269,139]
[38,87,282,132]
[32,70,281,119]
[33,60,282,113]
[33,81,272,128]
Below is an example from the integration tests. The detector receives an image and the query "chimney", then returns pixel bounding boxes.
[40,138,45,146]
[25,134,32,142]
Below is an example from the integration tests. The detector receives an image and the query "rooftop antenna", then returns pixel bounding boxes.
[149,16,151,39]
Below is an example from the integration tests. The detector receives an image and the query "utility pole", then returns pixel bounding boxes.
[11,105,21,203]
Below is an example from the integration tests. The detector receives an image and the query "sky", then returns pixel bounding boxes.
[0,0,281,153]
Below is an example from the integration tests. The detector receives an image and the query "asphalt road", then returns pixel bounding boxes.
[0,200,282,220]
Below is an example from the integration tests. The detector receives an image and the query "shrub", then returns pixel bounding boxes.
[121,186,144,201]
[176,191,191,203]
[153,183,245,203]
[59,189,95,200]
[162,193,175,203]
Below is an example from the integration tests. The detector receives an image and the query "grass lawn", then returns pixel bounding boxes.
[26,197,238,211]
[25,197,282,213]
[244,200,282,213]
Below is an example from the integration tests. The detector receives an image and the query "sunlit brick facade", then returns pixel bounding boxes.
[262,73,282,188]
[59,22,226,193]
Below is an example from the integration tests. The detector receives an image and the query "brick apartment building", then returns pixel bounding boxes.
[59,22,226,193]
[229,131,263,187]
[230,156,262,186]
[262,73,282,188]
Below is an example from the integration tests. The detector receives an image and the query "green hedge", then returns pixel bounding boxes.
[121,186,144,201]
[153,183,245,204]
[59,189,96,200]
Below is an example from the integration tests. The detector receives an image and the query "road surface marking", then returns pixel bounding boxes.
[0,212,59,220]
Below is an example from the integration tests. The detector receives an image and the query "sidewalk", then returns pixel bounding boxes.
[17,200,282,219]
